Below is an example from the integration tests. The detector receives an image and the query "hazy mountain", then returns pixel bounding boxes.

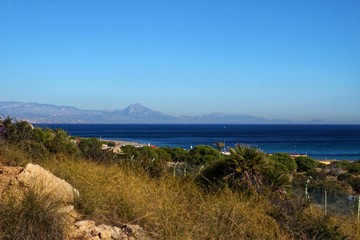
[0,101,291,124]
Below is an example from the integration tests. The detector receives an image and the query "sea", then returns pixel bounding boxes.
[38,124,360,161]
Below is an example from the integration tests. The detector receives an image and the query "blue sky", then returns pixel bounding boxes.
[0,0,359,123]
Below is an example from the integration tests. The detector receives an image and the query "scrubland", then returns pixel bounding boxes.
[1,118,360,239]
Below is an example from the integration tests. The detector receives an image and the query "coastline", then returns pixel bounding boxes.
[100,139,351,162]
[101,139,146,147]
[42,124,360,161]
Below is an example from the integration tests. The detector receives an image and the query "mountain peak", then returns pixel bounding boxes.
[123,103,150,115]
[127,103,146,110]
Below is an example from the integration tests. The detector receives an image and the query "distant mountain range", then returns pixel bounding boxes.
[0,101,294,124]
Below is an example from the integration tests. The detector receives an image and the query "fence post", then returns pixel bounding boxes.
[358,195,360,221]
[173,161,179,177]
[324,190,327,215]
[305,178,310,202]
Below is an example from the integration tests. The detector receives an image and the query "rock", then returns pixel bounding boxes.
[73,220,99,239]
[16,163,79,204]
[69,221,151,240]
[96,224,113,239]
[121,224,151,240]
[111,226,128,240]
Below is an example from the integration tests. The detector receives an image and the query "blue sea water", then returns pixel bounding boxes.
[38,124,360,160]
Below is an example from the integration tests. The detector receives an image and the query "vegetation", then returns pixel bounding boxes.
[295,156,318,172]
[270,152,297,172]
[188,145,223,165]
[1,116,360,239]
[0,185,67,240]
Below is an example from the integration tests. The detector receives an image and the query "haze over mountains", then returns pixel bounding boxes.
[0,101,295,124]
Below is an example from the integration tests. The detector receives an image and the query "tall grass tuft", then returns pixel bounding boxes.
[0,185,67,240]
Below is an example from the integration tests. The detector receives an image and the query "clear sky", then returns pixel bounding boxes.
[0,0,359,123]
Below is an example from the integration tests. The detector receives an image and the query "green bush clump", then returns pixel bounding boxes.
[162,147,190,163]
[78,138,107,161]
[270,153,297,172]
[295,156,318,172]
[188,145,222,165]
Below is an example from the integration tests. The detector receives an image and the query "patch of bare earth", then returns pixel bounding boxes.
[0,165,23,194]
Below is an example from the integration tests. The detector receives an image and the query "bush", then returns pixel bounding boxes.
[197,160,229,190]
[295,211,348,240]
[295,156,318,172]
[189,145,222,165]
[345,161,360,175]
[162,147,190,162]
[337,172,353,182]
[121,145,139,160]
[78,138,108,161]
[270,153,297,172]
[349,177,360,193]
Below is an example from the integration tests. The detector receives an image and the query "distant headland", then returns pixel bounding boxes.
[1,101,318,124]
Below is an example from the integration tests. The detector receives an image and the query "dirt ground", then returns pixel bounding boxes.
[0,165,23,194]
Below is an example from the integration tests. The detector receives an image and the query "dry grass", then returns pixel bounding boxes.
[0,185,67,240]
[1,145,360,239]
[41,158,287,239]
[0,144,30,167]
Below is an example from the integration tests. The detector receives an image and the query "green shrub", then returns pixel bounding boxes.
[197,159,229,190]
[270,153,297,172]
[189,145,222,165]
[162,147,190,162]
[121,145,139,159]
[78,138,108,161]
[295,156,318,172]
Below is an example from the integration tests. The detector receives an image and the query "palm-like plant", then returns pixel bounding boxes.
[227,144,266,190]
[214,141,225,152]
[263,163,291,194]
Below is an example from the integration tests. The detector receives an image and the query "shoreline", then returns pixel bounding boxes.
[74,137,360,161]
[101,139,146,147]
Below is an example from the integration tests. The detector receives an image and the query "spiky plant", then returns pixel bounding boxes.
[227,144,267,191]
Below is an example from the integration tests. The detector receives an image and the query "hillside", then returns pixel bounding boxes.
[1,118,360,239]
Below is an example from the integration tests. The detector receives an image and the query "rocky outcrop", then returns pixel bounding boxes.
[68,220,151,240]
[0,163,152,240]
[15,163,79,204]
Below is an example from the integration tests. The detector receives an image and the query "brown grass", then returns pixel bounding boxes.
[40,157,287,239]
[0,185,67,240]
